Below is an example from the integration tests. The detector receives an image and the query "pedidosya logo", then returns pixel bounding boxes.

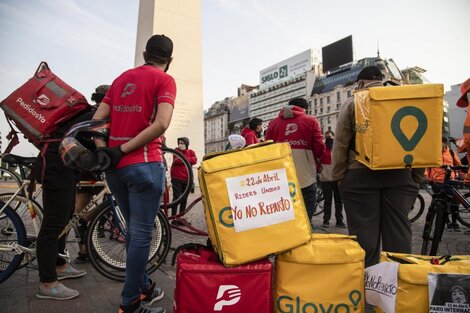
[213,285,241,311]
[277,290,362,313]
[16,97,46,123]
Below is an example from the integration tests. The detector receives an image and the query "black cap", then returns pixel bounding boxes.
[288,98,308,109]
[356,65,384,82]
[146,34,173,59]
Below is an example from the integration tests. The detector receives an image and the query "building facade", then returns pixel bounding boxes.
[204,99,230,153]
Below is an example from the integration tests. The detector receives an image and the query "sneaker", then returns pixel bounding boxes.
[119,299,165,313]
[36,282,79,300]
[322,221,329,227]
[57,265,87,281]
[141,280,165,306]
[336,222,347,228]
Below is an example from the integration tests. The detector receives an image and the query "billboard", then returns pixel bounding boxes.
[259,49,316,89]
[228,94,250,123]
[322,35,353,72]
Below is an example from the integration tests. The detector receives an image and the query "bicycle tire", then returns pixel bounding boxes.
[161,147,194,210]
[313,187,324,216]
[0,167,22,191]
[421,200,446,256]
[0,193,44,268]
[429,201,446,256]
[0,204,26,284]
[457,192,470,227]
[409,193,425,223]
[86,201,171,282]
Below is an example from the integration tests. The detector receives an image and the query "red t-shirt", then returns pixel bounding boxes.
[103,65,176,168]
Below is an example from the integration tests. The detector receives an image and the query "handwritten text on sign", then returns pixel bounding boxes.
[226,168,295,232]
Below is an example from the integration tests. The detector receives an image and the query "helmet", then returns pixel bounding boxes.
[59,120,110,171]
[228,134,246,150]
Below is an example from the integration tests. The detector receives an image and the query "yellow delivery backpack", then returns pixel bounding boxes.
[355,84,443,169]
[198,141,312,266]
[376,252,470,313]
[274,234,366,313]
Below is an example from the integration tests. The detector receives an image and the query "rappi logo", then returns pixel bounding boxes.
[285,123,298,136]
[36,94,50,106]
[121,83,136,98]
[213,285,241,311]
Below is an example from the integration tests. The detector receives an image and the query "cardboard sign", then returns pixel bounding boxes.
[364,262,399,313]
[226,168,295,232]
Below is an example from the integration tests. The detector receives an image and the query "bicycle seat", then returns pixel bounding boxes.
[1,153,37,167]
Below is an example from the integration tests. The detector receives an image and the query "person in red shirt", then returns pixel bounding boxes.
[265,98,330,224]
[93,34,175,313]
[241,117,263,145]
[170,137,197,224]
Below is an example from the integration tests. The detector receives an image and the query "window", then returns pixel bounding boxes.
[327,106,330,113]
[337,91,341,102]
[314,98,317,107]
[347,90,352,98]
[327,96,331,104]
[327,116,331,124]
[314,109,317,115]
[320,108,323,114]
[320,118,323,125]
[320,98,323,105]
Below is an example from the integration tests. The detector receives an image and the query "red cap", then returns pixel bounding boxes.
[456,78,470,108]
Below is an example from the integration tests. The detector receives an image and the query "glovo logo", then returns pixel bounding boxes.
[213,285,241,311]
[289,182,297,202]
[390,106,427,165]
[219,207,234,228]
[277,290,362,313]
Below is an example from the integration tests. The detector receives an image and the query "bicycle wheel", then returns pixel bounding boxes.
[421,200,446,256]
[0,194,44,267]
[457,192,470,227]
[161,147,194,210]
[409,193,425,223]
[0,204,26,283]
[86,201,171,282]
[313,186,324,216]
[0,167,22,192]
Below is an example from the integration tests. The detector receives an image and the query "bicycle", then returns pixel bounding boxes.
[420,165,470,256]
[409,184,429,223]
[0,169,171,283]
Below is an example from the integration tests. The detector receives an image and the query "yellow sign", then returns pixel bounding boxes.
[355,84,444,169]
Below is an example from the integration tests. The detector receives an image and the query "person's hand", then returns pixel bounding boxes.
[96,146,124,171]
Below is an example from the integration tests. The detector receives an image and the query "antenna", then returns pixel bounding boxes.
[377,40,381,58]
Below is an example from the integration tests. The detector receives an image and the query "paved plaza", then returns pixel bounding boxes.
[0,187,469,312]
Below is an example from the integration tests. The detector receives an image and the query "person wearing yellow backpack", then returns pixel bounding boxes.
[332,66,423,268]
[427,137,463,232]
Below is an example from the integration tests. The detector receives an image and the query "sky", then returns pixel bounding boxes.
[0,0,469,156]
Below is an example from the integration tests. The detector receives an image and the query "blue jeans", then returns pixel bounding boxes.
[301,183,317,224]
[106,162,165,306]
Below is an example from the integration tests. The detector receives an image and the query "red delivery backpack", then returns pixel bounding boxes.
[0,62,90,151]
[172,243,273,313]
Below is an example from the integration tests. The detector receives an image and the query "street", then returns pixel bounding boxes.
[0,188,469,312]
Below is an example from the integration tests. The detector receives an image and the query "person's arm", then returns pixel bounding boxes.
[120,102,173,154]
[311,119,330,165]
[245,133,257,145]
[187,149,197,165]
[92,102,110,148]
[331,101,354,181]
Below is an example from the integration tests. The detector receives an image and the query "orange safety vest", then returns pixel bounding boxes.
[427,146,461,183]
